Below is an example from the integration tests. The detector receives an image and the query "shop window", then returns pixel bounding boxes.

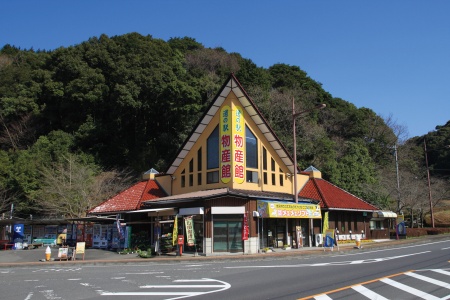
[246,126,258,169]
[370,220,384,230]
[207,171,219,184]
[207,126,219,169]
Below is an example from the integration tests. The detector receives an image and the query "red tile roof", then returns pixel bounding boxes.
[89,180,167,214]
[299,178,379,211]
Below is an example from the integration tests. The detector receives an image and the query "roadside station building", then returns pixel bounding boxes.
[89,74,394,255]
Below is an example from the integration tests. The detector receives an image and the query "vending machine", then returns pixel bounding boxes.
[92,224,109,248]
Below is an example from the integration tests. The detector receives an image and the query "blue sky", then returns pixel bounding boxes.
[2,1,449,139]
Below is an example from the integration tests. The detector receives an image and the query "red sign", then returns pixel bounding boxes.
[242,213,249,241]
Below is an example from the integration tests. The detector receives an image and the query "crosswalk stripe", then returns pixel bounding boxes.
[313,294,333,300]
[352,285,389,300]
[406,272,450,289]
[381,278,440,300]
[432,269,450,276]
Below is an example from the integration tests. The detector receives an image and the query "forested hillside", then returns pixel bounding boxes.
[0,33,449,222]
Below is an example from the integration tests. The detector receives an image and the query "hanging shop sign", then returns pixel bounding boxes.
[257,200,321,219]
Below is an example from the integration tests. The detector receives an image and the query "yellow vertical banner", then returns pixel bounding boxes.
[184,217,196,247]
[172,216,178,246]
[220,105,231,183]
[322,211,329,237]
[233,105,245,184]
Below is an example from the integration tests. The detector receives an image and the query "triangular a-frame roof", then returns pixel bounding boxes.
[165,73,296,175]
[88,180,167,214]
[299,177,379,211]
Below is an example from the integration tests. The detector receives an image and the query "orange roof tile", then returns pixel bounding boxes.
[89,180,166,214]
[299,178,378,211]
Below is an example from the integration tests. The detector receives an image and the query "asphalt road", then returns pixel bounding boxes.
[1,236,450,300]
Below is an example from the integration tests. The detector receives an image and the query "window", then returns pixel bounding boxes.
[207,126,219,169]
[262,147,267,171]
[246,171,258,183]
[207,171,219,184]
[271,173,276,185]
[246,126,258,169]
[197,148,202,171]
[189,174,193,187]
[271,158,275,172]
[370,220,384,230]
[198,173,202,185]
[279,168,284,186]
[189,159,194,173]
[263,172,268,185]
[181,169,186,188]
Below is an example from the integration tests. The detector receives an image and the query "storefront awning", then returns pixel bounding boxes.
[179,207,204,215]
[126,207,177,217]
[257,200,322,219]
[373,211,397,218]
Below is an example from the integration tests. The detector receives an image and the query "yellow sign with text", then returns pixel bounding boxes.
[257,201,322,219]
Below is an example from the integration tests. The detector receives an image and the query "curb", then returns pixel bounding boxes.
[0,235,448,268]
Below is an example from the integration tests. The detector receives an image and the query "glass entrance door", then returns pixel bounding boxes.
[213,216,243,252]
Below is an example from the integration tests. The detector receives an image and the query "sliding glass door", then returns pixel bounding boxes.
[213,215,243,252]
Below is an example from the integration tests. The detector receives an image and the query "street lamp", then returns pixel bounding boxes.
[424,139,450,228]
[292,98,326,203]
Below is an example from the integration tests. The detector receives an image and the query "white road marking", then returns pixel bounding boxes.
[406,271,450,289]
[432,269,450,276]
[24,292,33,300]
[40,289,64,300]
[101,278,231,300]
[352,285,389,300]
[381,278,440,300]
[331,240,450,257]
[314,294,333,299]
[225,251,430,268]
[124,272,164,274]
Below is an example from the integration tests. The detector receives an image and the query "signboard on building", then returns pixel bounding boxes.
[220,105,232,183]
[257,200,321,219]
[220,104,245,184]
[233,105,245,184]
